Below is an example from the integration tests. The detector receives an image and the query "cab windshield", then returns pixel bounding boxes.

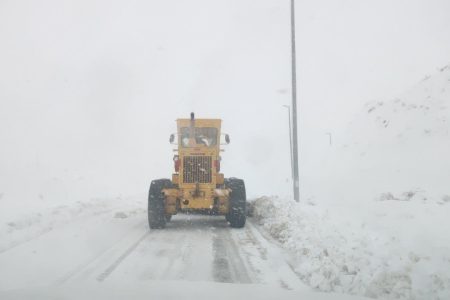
[180,127,218,147]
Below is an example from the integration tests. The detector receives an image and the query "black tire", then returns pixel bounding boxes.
[148,179,172,229]
[225,178,246,228]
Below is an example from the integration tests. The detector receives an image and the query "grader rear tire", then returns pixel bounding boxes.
[225,178,246,228]
[148,179,172,229]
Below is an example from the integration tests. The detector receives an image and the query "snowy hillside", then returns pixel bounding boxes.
[340,64,450,200]
[362,65,450,142]
[306,64,450,204]
[254,65,450,299]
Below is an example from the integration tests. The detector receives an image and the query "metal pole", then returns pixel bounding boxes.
[283,105,294,180]
[325,132,332,146]
[290,0,300,202]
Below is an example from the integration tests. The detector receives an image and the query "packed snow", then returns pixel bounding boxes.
[0,197,370,300]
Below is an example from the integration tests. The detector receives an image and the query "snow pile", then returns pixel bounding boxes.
[0,196,145,253]
[249,196,450,300]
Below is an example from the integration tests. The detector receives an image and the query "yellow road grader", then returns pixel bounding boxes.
[148,113,246,229]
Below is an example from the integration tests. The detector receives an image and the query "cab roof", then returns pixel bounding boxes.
[176,118,222,128]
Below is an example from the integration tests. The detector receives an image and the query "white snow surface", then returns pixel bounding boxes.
[305,64,450,204]
[0,196,369,300]
[250,196,450,300]
[0,282,367,300]
[0,196,144,254]
[266,64,450,300]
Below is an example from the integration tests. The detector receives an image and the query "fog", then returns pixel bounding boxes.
[1,0,449,212]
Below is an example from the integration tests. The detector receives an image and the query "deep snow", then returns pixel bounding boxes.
[0,196,370,300]
[266,65,450,299]
[1,65,449,299]
[250,196,450,300]
[0,0,448,298]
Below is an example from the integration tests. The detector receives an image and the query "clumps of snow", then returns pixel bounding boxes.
[377,190,427,202]
[439,64,450,72]
[365,272,412,299]
[353,64,450,143]
[0,196,145,253]
[114,211,129,219]
[113,208,145,219]
[215,189,230,197]
[366,101,384,114]
[249,196,450,300]
[437,195,450,205]
[378,192,397,201]
[377,191,450,205]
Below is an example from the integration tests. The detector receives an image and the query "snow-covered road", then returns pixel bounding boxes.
[52,215,304,287]
[0,198,367,300]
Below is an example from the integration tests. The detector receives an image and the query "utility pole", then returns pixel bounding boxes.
[325,132,332,146]
[283,105,294,180]
[290,0,300,202]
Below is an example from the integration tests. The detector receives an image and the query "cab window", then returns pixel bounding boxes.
[180,127,218,147]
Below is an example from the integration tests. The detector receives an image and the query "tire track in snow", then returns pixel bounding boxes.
[212,228,253,284]
[55,220,147,285]
[96,231,149,282]
[231,220,309,291]
[0,208,115,254]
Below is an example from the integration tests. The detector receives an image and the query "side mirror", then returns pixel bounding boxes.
[169,134,175,144]
[225,134,230,144]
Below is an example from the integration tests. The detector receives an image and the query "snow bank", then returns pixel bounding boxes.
[249,196,450,300]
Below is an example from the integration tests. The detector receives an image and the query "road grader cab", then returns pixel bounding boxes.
[148,113,246,229]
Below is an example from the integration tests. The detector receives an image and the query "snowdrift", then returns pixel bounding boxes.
[249,196,450,300]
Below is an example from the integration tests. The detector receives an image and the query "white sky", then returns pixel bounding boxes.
[297,0,450,130]
[0,0,449,206]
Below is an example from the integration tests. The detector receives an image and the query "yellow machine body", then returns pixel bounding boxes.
[163,118,230,215]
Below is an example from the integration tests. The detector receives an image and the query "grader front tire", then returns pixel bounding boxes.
[225,178,246,228]
[148,179,172,229]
